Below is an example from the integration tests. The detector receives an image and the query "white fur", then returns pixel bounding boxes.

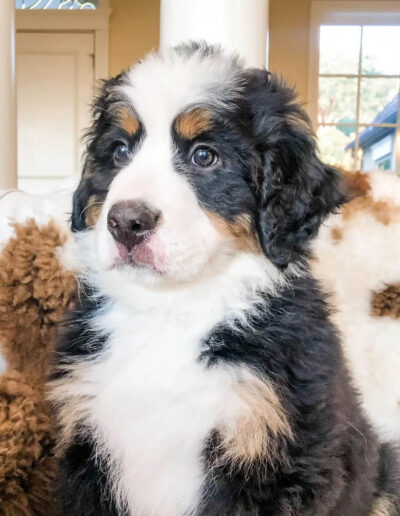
[0,189,73,251]
[66,249,285,516]
[124,46,243,119]
[0,188,79,272]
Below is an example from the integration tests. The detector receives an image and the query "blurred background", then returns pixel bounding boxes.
[1,0,400,192]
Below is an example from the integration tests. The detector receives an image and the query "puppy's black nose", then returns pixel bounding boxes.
[107,200,161,251]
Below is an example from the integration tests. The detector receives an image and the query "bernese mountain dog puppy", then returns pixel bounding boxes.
[50,43,400,515]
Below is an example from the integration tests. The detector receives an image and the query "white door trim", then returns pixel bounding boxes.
[16,2,110,82]
[0,2,17,189]
[16,32,95,192]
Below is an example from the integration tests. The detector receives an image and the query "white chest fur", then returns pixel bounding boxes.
[80,303,246,516]
[68,254,284,516]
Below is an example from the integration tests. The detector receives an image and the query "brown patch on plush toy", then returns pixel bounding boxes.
[344,170,372,198]
[341,171,400,226]
[0,219,77,515]
[371,283,400,319]
[343,198,400,226]
[330,227,343,243]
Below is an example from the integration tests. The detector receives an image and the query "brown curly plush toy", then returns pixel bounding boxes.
[0,191,76,516]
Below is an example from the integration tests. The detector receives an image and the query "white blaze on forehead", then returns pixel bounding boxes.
[101,134,206,231]
[121,47,244,133]
[104,47,244,211]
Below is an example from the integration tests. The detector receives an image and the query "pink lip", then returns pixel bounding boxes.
[130,242,156,266]
[114,241,163,273]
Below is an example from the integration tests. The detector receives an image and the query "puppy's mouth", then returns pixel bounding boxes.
[113,238,164,274]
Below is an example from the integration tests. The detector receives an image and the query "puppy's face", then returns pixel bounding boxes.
[73,44,345,284]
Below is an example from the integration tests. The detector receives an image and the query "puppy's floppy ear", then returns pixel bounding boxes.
[71,164,93,232]
[245,69,347,268]
[71,74,125,232]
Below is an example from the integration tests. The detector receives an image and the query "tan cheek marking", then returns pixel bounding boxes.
[176,108,214,139]
[207,212,261,253]
[85,195,103,228]
[219,372,292,468]
[117,107,140,136]
[371,283,400,319]
[370,497,395,516]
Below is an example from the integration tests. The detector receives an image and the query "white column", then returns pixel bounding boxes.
[0,1,17,189]
[160,0,269,68]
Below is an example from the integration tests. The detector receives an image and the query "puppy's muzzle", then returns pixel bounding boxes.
[107,200,161,252]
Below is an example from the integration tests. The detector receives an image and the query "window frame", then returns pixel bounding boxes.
[308,1,400,173]
[14,0,101,12]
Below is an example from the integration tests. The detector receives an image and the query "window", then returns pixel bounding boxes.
[309,2,400,173]
[16,0,98,9]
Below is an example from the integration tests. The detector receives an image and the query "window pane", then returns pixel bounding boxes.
[360,78,399,124]
[16,0,98,9]
[319,25,361,75]
[358,127,397,172]
[318,77,358,124]
[317,125,356,170]
[362,26,400,75]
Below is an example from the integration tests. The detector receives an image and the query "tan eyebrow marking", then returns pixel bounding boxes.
[117,106,140,136]
[175,107,214,139]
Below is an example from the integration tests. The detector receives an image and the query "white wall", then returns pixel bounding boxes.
[160,0,269,68]
[0,2,17,189]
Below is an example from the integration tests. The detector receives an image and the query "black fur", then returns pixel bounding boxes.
[199,276,382,515]
[54,43,399,515]
[56,436,121,516]
[72,73,144,232]
[245,70,347,267]
[171,70,347,269]
[52,288,108,374]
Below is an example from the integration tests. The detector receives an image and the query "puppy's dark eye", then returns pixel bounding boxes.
[114,143,131,164]
[191,147,218,168]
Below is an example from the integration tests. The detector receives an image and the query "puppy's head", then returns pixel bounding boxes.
[73,43,345,284]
